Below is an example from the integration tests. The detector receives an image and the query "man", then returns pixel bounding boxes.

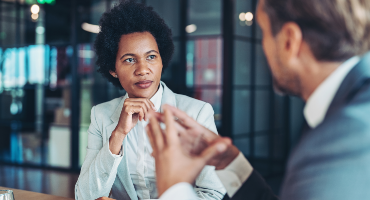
[145,0,370,199]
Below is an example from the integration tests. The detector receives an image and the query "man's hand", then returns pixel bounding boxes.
[95,197,115,200]
[154,105,240,170]
[146,106,228,197]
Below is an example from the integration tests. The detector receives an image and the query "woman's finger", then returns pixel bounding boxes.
[130,105,145,121]
[130,100,150,114]
[127,98,153,113]
[146,99,156,110]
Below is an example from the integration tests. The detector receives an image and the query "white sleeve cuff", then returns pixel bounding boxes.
[107,143,124,158]
[160,182,198,200]
[216,152,253,198]
[105,140,123,161]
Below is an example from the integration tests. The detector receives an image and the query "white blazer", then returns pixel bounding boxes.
[75,82,226,200]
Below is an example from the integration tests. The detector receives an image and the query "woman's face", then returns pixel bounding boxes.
[111,31,163,98]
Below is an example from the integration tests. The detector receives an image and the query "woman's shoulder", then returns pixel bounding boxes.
[173,93,213,116]
[93,96,124,116]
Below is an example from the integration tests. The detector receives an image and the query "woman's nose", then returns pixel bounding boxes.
[135,61,150,76]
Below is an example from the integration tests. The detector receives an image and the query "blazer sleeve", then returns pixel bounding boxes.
[75,106,123,200]
[223,170,278,200]
[194,103,227,200]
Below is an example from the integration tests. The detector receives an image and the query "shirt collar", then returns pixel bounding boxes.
[304,56,360,128]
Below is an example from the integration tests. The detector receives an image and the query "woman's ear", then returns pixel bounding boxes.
[109,70,118,78]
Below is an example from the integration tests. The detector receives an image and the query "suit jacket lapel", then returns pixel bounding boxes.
[326,52,370,116]
[160,81,177,112]
[117,138,138,200]
[106,95,138,200]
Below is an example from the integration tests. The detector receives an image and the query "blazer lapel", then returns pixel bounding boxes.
[326,52,370,116]
[117,139,138,200]
[160,81,177,112]
[105,95,138,200]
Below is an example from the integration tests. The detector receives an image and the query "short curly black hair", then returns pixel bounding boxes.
[94,0,175,88]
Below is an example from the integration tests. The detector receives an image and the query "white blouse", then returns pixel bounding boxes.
[124,85,163,199]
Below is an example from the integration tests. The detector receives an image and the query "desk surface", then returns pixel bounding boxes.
[0,187,74,200]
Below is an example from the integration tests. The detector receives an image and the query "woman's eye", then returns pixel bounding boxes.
[124,58,135,63]
[148,55,156,60]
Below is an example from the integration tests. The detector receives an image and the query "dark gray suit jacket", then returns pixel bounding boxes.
[225,52,370,200]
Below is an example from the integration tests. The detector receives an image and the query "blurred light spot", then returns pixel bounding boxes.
[186,24,197,33]
[31,13,39,20]
[0,32,6,40]
[66,46,73,56]
[204,69,215,82]
[245,20,253,26]
[36,26,45,34]
[10,102,19,115]
[79,50,95,58]
[239,12,246,21]
[245,12,253,21]
[63,108,70,117]
[17,102,23,113]
[81,22,100,34]
[31,4,40,14]
[45,0,56,4]
[17,90,24,97]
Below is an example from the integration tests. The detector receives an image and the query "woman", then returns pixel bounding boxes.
[75,1,225,200]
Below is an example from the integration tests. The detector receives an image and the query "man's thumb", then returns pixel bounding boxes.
[199,141,227,163]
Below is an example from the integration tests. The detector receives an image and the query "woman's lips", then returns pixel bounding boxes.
[135,80,153,89]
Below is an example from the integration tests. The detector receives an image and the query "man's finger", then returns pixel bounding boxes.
[163,106,179,146]
[163,104,197,129]
[148,110,166,150]
[199,139,228,164]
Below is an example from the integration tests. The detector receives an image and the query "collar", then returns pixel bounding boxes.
[304,56,360,128]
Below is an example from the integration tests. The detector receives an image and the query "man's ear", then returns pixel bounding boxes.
[276,22,303,66]
[109,70,117,77]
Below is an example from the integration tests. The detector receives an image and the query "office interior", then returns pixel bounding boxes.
[0,0,305,198]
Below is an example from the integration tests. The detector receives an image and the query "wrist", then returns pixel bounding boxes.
[158,179,189,197]
[109,129,127,155]
[216,146,240,170]
[113,126,129,136]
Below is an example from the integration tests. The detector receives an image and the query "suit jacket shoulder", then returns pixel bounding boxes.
[281,53,370,200]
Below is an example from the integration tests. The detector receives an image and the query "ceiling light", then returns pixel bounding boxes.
[36,26,45,34]
[81,22,100,34]
[239,12,246,21]
[186,24,197,33]
[245,12,253,21]
[31,13,39,20]
[31,4,40,14]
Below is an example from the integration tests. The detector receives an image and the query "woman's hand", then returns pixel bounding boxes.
[109,98,155,155]
[115,98,156,135]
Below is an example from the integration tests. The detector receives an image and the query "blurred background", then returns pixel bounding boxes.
[0,0,305,198]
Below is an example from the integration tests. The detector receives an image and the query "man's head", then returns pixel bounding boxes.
[256,0,370,99]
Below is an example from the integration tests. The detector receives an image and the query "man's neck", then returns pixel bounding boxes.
[299,61,343,101]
